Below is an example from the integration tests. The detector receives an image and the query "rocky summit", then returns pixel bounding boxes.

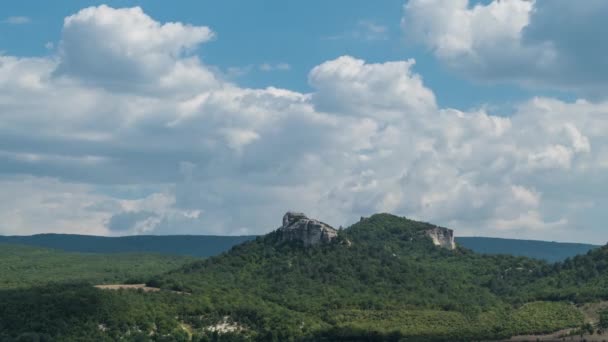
[277,212,338,247]
[424,226,456,250]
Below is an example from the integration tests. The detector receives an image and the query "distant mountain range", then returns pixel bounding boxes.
[0,233,599,262]
[0,234,256,258]
[456,237,599,263]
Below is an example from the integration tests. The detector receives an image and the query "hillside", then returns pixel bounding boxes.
[0,234,255,257]
[0,213,598,341]
[144,213,583,340]
[456,237,599,263]
[518,245,608,303]
[0,243,195,289]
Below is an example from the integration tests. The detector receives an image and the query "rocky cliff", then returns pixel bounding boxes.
[277,212,338,247]
[424,226,456,250]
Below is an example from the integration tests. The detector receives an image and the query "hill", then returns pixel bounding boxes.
[0,243,195,289]
[144,213,583,340]
[0,233,597,262]
[456,237,599,263]
[0,213,599,341]
[518,245,608,303]
[0,234,255,257]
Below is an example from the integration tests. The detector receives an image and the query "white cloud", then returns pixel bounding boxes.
[2,16,31,25]
[0,177,112,236]
[225,65,253,79]
[259,63,291,72]
[0,5,607,242]
[309,56,436,118]
[355,20,389,41]
[403,0,532,59]
[493,211,568,232]
[55,5,217,93]
[220,128,260,151]
[402,0,608,95]
[324,19,389,41]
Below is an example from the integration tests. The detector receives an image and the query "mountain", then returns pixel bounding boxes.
[143,213,582,341]
[0,232,597,262]
[2,213,602,341]
[0,234,256,257]
[456,237,599,263]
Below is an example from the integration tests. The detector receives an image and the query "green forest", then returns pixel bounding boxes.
[1,214,608,341]
[0,244,195,289]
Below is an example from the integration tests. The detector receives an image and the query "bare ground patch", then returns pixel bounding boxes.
[94,284,161,292]
[94,283,189,295]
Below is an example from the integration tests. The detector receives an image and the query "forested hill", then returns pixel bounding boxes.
[456,237,599,263]
[1,213,602,340]
[144,213,584,340]
[519,244,608,303]
[0,234,255,257]
[0,233,597,261]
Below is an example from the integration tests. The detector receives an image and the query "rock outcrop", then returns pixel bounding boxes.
[277,212,338,247]
[424,226,456,250]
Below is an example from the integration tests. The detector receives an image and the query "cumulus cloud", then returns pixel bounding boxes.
[0,5,606,242]
[55,5,217,93]
[309,56,436,118]
[402,0,608,94]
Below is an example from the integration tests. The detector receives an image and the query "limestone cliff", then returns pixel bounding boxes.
[424,226,456,250]
[277,212,338,247]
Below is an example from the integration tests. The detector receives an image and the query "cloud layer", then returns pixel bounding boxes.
[0,5,606,242]
[402,0,608,95]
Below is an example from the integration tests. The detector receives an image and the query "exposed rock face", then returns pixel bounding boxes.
[425,227,456,250]
[277,212,338,247]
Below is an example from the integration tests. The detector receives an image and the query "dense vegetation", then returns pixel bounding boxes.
[2,214,606,341]
[0,244,195,289]
[0,234,255,257]
[519,246,608,303]
[143,214,585,340]
[0,283,195,342]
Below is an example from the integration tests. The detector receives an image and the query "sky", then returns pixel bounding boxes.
[0,0,607,243]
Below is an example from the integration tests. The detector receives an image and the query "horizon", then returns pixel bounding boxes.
[1,0,607,244]
[0,223,603,247]
[0,233,601,246]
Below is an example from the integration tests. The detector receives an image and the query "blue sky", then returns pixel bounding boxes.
[0,1,607,243]
[1,0,571,111]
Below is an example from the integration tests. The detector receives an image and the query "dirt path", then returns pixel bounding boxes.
[94,284,161,292]
[94,283,190,295]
